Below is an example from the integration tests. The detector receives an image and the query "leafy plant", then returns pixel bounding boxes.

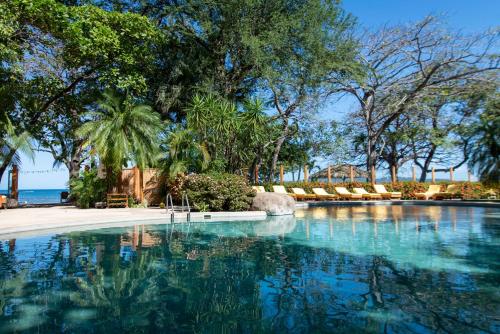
[69,169,106,208]
[173,173,255,212]
[468,94,500,183]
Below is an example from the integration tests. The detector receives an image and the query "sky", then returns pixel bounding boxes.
[1,0,498,190]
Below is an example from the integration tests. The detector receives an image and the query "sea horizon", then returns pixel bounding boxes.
[0,189,70,204]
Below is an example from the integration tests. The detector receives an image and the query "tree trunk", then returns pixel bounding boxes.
[67,157,82,186]
[364,97,378,183]
[269,122,289,182]
[418,146,436,182]
[270,136,285,182]
[366,139,377,183]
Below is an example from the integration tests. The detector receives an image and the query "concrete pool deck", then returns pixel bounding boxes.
[0,206,267,237]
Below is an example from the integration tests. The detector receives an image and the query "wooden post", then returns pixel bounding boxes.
[304,165,309,183]
[280,165,284,185]
[431,167,436,184]
[412,166,417,182]
[139,169,144,202]
[350,165,354,183]
[449,167,454,182]
[254,165,259,185]
[391,166,397,184]
[117,170,123,193]
[327,166,332,184]
[133,166,140,201]
[11,165,18,200]
[371,166,376,185]
[468,169,472,182]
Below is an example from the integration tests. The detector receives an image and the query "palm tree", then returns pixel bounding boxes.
[161,127,210,178]
[77,89,164,184]
[0,116,34,183]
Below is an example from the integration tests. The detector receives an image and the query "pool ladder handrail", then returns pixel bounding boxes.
[181,192,191,222]
[165,192,190,222]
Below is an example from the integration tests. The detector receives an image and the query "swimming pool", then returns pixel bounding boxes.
[1,205,499,333]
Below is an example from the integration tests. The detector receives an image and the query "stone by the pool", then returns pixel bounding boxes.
[251,192,295,216]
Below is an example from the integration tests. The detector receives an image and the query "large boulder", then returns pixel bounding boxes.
[251,192,295,216]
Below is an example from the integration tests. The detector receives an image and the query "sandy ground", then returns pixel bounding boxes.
[0,206,266,237]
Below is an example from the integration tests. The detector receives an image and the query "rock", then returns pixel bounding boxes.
[95,202,106,209]
[253,215,297,235]
[6,198,18,208]
[251,192,295,216]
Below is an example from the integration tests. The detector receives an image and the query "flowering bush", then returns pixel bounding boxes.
[170,173,255,211]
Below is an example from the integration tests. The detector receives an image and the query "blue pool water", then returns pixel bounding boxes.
[0,205,499,333]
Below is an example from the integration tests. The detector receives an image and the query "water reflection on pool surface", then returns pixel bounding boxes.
[1,205,499,333]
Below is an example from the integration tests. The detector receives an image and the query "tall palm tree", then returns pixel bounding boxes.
[77,89,164,179]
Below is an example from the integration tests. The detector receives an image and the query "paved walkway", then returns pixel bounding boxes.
[0,206,266,237]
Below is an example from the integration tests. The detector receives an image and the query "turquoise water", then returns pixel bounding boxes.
[0,205,499,333]
[17,189,67,204]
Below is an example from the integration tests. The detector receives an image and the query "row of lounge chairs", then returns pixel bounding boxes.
[253,184,463,201]
[253,185,402,201]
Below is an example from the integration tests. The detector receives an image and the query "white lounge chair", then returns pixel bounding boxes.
[334,187,363,200]
[373,184,402,199]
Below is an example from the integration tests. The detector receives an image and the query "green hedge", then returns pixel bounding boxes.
[259,181,499,200]
[170,173,256,211]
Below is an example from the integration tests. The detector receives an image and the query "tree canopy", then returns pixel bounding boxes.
[0,0,498,188]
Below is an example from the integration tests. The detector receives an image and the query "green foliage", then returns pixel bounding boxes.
[161,127,211,179]
[469,94,500,182]
[162,94,277,178]
[173,173,256,212]
[69,168,106,208]
[77,89,164,174]
[12,0,161,93]
[280,120,353,179]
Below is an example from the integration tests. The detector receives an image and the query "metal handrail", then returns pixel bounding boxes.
[166,193,175,222]
[182,192,191,222]
[166,192,191,222]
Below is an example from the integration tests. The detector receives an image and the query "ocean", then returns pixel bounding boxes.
[6,189,69,204]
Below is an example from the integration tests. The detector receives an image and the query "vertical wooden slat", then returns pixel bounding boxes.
[450,167,454,182]
[350,165,354,183]
[371,166,376,185]
[412,166,417,182]
[391,166,397,184]
[304,165,309,183]
[327,166,332,184]
[133,166,140,201]
[432,167,436,183]
[280,165,284,185]
[139,169,144,202]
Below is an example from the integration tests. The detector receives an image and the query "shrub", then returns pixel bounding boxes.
[171,173,255,211]
[70,169,106,209]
